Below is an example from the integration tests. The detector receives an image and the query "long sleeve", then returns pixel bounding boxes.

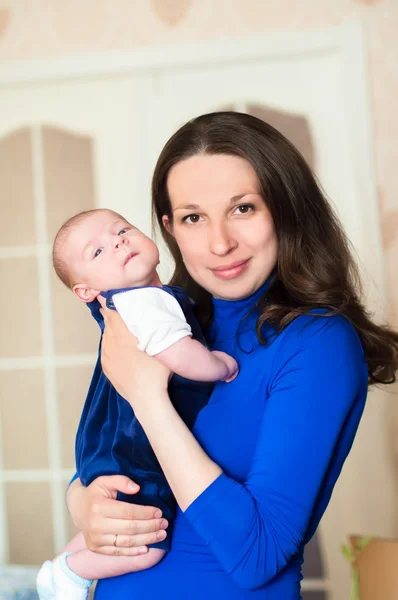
[184,316,368,590]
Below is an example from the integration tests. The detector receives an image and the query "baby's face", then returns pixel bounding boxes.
[66,210,159,299]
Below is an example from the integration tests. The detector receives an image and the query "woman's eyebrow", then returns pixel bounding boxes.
[230,194,249,203]
[173,203,200,212]
[173,194,256,212]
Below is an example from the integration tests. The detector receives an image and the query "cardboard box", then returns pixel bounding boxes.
[343,536,398,600]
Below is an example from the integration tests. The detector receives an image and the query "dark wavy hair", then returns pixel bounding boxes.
[152,111,398,386]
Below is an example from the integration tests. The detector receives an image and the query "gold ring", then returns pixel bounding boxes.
[113,534,118,547]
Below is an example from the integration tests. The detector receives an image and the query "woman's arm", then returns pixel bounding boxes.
[100,304,367,588]
[136,389,223,511]
[67,475,169,555]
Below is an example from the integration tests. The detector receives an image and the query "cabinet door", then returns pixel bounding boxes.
[0,73,153,232]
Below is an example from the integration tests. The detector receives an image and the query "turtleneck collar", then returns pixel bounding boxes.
[210,277,271,343]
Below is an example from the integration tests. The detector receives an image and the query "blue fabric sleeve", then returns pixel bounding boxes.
[184,317,367,590]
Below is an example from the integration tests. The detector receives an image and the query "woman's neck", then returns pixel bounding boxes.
[210,278,271,343]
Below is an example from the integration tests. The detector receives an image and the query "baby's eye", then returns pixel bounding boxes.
[118,228,128,235]
[94,248,103,258]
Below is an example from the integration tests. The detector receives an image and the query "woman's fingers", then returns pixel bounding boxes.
[87,527,168,555]
[93,474,140,498]
[97,295,106,308]
[105,529,167,549]
[69,476,170,555]
[98,545,150,557]
[102,516,169,537]
[99,302,133,337]
[97,496,164,521]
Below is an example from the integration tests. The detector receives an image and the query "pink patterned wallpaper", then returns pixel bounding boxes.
[0,0,396,324]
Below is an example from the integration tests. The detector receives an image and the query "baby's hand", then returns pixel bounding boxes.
[212,351,239,383]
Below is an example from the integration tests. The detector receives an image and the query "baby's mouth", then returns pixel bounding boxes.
[124,252,138,265]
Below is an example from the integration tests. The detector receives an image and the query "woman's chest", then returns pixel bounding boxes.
[193,334,273,482]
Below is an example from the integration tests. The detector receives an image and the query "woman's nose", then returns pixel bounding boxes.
[208,223,237,256]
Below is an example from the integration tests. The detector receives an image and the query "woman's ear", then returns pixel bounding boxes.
[162,215,173,236]
[72,283,100,303]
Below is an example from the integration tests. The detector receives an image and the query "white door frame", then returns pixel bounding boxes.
[0,24,387,600]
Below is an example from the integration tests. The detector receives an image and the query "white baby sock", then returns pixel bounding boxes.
[52,552,93,600]
[36,560,55,599]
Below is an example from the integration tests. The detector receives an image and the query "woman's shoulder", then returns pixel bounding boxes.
[264,308,363,357]
[266,310,365,365]
[287,309,359,339]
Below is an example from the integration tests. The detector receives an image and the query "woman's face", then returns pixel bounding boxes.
[163,154,278,301]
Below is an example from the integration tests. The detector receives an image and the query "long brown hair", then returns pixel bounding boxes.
[152,111,398,386]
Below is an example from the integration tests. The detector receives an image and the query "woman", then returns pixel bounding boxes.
[67,112,398,599]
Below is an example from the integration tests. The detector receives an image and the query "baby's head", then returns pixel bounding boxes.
[53,209,160,302]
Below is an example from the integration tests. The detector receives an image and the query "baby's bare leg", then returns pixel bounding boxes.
[67,546,166,580]
[60,531,87,555]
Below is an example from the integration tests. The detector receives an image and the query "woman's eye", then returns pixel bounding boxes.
[94,248,103,258]
[234,204,254,215]
[182,214,202,224]
[118,228,128,235]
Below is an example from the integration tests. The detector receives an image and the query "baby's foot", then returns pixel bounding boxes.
[36,560,55,599]
[52,553,93,600]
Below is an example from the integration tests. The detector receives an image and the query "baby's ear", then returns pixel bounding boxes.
[72,283,100,303]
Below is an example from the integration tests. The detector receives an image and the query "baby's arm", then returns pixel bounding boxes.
[59,532,165,580]
[111,288,238,382]
[155,337,238,382]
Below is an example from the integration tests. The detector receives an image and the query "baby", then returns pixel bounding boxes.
[37,208,238,599]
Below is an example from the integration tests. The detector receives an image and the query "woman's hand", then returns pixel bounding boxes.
[98,296,170,411]
[67,476,168,556]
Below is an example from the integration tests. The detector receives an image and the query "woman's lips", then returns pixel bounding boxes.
[211,259,250,280]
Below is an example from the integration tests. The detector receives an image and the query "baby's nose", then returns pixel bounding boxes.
[114,236,128,249]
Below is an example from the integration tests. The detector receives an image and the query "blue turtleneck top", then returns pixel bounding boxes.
[94,280,368,599]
